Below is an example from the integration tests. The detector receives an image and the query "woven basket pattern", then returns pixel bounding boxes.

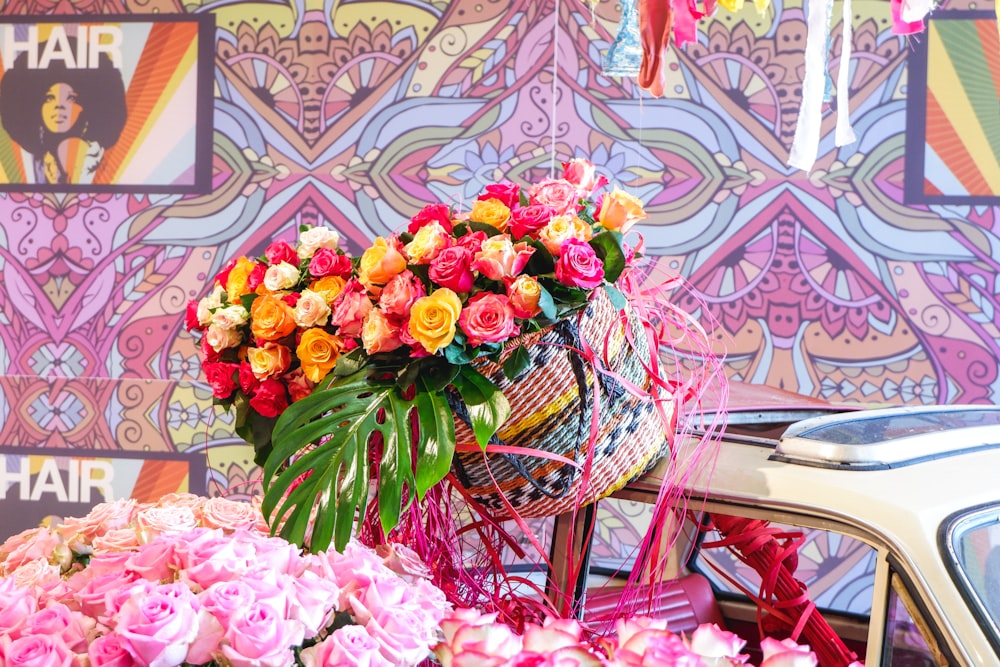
[451,291,669,518]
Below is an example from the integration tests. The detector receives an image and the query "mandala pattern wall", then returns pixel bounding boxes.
[0,0,998,546]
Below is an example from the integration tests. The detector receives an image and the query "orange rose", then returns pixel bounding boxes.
[247,343,292,380]
[469,198,511,232]
[359,237,407,294]
[598,187,647,233]
[250,294,297,341]
[508,274,543,318]
[538,215,593,255]
[225,256,258,303]
[297,328,343,382]
[310,275,347,303]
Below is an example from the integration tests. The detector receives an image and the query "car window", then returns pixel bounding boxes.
[884,571,948,667]
[945,505,1000,648]
[690,517,877,616]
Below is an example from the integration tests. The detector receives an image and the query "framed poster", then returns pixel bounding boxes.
[905,10,1000,205]
[0,15,214,193]
[0,446,207,539]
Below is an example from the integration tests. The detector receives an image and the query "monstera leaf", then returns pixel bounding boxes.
[261,368,456,552]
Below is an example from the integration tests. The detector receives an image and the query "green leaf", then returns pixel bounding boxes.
[466,221,503,237]
[333,347,368,377]
[262,368,447,552]
[444,339,477,365]
[413,377,457,498]
[589,231,627,283]
[524,238,555,275]
[502,345,531,382]
[240,293,258,311]
[451,366,510,448]
[538,285,557,320]
[603,282,628,310]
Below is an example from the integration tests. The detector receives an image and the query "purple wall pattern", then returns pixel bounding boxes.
[0,0,998,554]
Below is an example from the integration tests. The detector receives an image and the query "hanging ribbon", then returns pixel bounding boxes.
[891,0,926,34]
[604,0,644,76]
[787,0,835,172]
[638,0,673,96]
[835,0,856,147]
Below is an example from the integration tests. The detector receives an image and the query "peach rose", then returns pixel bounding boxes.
[210,304,249,331]
[379,271,426,319]
[247,343,292,380]
[297,328,343,383]
[562,158,608,196]
[472,235,535,282]
[408,288,462,354]
[359,237,407,294]
[597,187,647,233]
[468,198,511,232]
[528,178,579,215]
[250,294,298,341]
[294,289,332,328]
[404,221,451,264]
[298,226,341,259]
[134,505,199,543]
[91,528,141,553]
[538,214,593,255]
[362,309,404,354]
[507,275,542,318]
[329,279,374,337]
[200,497,260,532]
[458,292,519,347]
[284,368,315,402]
[204,324,244,353]
[195,285,225,326]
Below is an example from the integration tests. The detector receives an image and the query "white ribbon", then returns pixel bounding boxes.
[787,0,835,171]
[901,0,935,23]
[835,0,856,146]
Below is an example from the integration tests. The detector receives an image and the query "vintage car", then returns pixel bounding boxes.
[551,385,1000,666]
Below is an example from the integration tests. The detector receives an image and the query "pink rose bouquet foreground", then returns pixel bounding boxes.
[186,158,655,553]
[0,494,450,667]
[435,608,832,667]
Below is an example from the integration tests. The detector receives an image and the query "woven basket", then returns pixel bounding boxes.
[449,290,670,519]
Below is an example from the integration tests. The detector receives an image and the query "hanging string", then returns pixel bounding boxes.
[550,0,562,177]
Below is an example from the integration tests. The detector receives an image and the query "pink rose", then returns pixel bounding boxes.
[88,633,137,667]
[9,558,61,591]
[479,182,521,209]
[329,279,374,337]
[199,579,256,627]
[435,608,521,667]
[175,528,256,590]
[365,607,437,665]
[265,240,299,266]
[377,542,433,583]
[455,230,488,253]
[283,368,314,403]
[69,567,141,621]
[305,542,392,603]
[300,625,393,667]
[203,361,240,400]
[289,570,340,637]
[185,299,203,331]
[115,591,200,667]
[348,573,417,625]
[92,528,141,553]
[124,539,177,581]
[528,178,580,215]
[24,603,94,652]
[239,362,260,394]
[554,238,605,289]
[0,578,37,636]
[0,635,75,667]
[408,203,454,234]
[458,293,519,347]
[562,158,608,196]
[687,623,747,662]
[134,505,199,543]
[759,638,818,667]
[247,263,267,293]
[428,246,475,293]
[472,236,535,282]
[510,204,555,240]
[249,378,290,419]
[379,270,426,319]
[308,247,352,279]
[614,618,703,667]
[0,527,61,574]
[221,602,305,667]
[522,618,586,652]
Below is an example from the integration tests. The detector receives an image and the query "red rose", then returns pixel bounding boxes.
[185,300,202,331]
[455,230,488,253]
[459,292,520,347]
[264,240,298,266]
[479,182,520,209]
[428,246,475,293]
[510,204,555,240]
[408,203,453,234]
[239,362,260,394]
[204,361,240,399]
[309,248,352,278]
[249,378,289,418]
[554,238,604,289]
[281,292,300,307]
[246,263,266,293]
[200,335,221,363]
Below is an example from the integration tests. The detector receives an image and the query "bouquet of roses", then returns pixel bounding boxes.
[0,494,450,667]
[186,158,651,552]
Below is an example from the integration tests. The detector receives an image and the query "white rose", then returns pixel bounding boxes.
[263,262,301,292]
[196,284,226,326]
[298,226,341,259]
[211,304,250,330]
[294,289,332,328]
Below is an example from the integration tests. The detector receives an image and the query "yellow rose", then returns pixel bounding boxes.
[250,294,297,341]
[469,198,511,232]
[404,221,450,264]
[225,257,258,304]
[247,343,292,380]
[309,275,347,303]
[297,328,343,383]
[408,288,463,354]
[508,274,542,318]
[359,237,407,294]
[538,215,593,255]
[598,187,647,233]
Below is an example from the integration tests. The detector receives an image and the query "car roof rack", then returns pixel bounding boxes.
[771,405,1000,470]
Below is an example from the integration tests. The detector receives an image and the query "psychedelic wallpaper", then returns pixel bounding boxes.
[0,0,998,578]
